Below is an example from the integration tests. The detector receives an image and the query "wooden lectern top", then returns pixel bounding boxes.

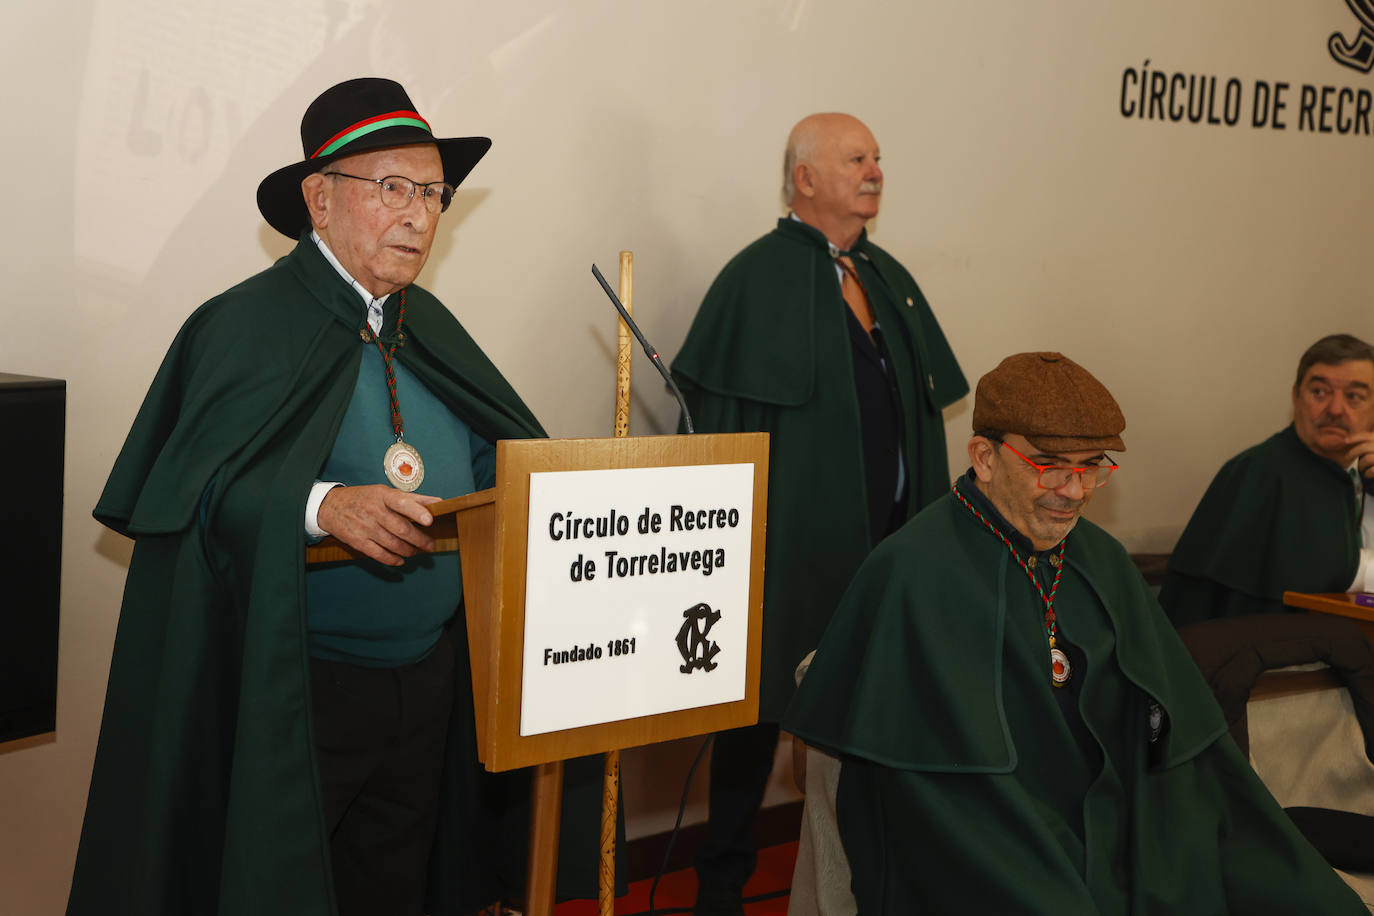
[305,489,490,566]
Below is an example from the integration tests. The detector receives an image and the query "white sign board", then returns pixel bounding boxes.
[520,463,755,736]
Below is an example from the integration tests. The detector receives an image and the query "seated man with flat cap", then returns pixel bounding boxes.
[69,78,603,916]
[785,352,1363,914]
[1162,333,1374,626]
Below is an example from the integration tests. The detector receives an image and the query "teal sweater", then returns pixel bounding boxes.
[307,346,495,666]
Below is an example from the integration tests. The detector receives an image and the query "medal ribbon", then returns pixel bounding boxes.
[375,288,408,441]
[951,483,1068,685]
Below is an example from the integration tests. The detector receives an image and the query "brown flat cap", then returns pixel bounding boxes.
[972,352,1126,452]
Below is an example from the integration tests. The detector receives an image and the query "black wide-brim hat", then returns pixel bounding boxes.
[256,77,491,239]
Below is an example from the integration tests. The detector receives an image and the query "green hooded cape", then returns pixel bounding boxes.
[784,482,1364,914]
[1160,425,1361,626]
[670,218,967,720]
[71,237,609,915]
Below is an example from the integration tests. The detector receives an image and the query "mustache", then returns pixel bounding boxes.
[1318,418,1351,432]
[1038,496,1084,513]
[858,181,883,195]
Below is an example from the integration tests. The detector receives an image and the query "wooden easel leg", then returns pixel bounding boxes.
[599,750,620,914]
[524,760,564,916]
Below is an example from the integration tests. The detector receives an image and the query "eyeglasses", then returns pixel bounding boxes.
[324,172,455,214]
[1000,441,1118,490]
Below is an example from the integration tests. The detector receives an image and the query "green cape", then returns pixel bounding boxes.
[1160,424,1361,626]
[72,237,608,915]
[670,218,967,719]
[784,486,1363,913]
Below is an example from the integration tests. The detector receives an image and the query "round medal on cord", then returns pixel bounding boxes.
[1050,645,1071,686]
[374,289,424,491]
[384,439,424,491]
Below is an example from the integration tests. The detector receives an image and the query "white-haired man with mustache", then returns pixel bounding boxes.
[671,113,966,914]
[1163,333,1374,625]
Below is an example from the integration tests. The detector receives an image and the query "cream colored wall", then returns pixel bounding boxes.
[4,0,1373,910]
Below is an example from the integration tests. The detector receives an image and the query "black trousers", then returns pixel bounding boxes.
[693,721,781,909]
[310,634,456,916]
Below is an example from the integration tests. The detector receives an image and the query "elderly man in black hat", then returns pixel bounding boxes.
[785,353,1365,914]
[70,78,594,916]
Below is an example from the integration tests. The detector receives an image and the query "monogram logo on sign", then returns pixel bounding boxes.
[1331,0,1374,73]
[676,602,721,673]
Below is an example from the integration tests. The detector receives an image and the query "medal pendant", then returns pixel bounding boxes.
[1050,647,1071,687]
[384,440,425,492]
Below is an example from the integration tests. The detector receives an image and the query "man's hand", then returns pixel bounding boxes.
[317,485,442,566]
[1346,431,1374,478]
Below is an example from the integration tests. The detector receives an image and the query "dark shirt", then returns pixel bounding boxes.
[847,308,908,545]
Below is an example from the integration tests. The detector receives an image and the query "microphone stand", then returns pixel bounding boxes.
[591,264,695,434]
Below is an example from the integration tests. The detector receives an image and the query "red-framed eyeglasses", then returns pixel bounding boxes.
[1000,440,1118,490]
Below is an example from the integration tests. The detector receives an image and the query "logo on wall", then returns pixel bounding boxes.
[1332,0,1374,72]
[1121,4,1374,136]
[676,602,722,673]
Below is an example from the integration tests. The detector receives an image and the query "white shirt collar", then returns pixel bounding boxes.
[791,212,846,287]
[311,230,389,335]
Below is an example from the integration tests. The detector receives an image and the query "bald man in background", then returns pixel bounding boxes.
[671,112,966,914]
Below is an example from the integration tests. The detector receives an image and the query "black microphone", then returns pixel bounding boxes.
[591,264,695,434]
